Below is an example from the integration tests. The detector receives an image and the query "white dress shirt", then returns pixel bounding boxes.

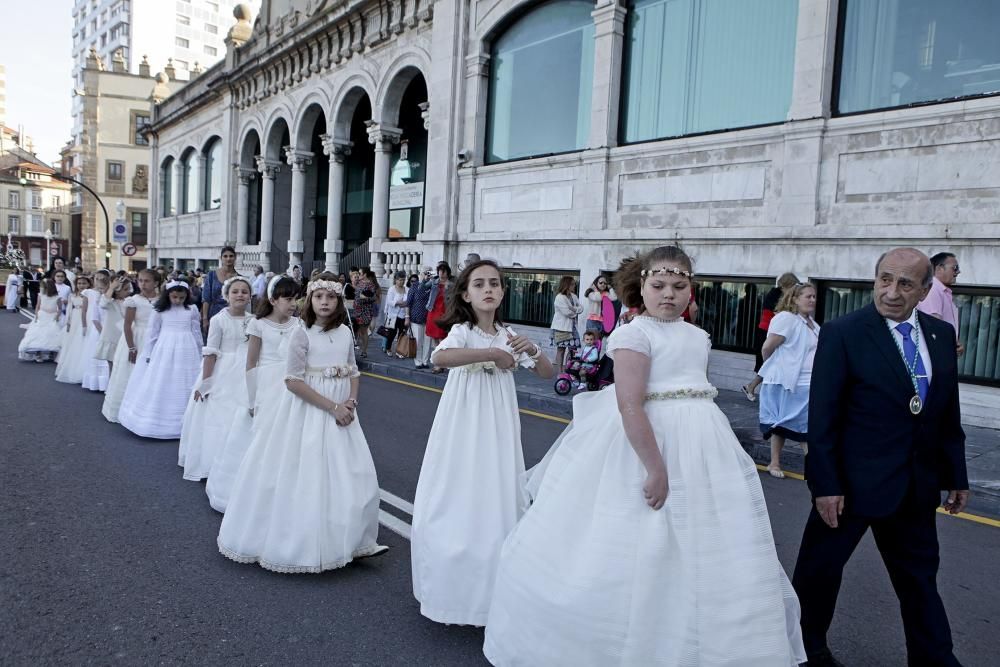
[885,309,933,385]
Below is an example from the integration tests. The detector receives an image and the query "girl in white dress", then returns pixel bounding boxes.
[18,279,63,362]
[5,270,21,312]
[178,276,251,481]
[55,275,92,384]
[218,273,387,573]
[102,269,159,423]
[483,246,805,666]
[81,271,111,392]
[96,274,131,368]
[52,270,72,327]
[119,281,202,439]
[411,260,554,626]
[206,275,300,513]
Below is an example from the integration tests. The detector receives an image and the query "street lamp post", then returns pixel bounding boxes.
[23,173,112,269]
[44,228,53,272]
[115,200,126,271]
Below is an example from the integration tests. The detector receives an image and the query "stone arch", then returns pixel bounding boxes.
[263,115,292,161]
[238,128,262,169]
[474,0,556,42]
[291,89,333,145]
[330,72,378,140]
[293,102,328,150]
[375,50,432,126]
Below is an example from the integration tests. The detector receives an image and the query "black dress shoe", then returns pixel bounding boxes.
[804,648,845,667]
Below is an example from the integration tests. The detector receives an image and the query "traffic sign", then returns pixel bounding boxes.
[113,221,128,243]
[121,243,137,257]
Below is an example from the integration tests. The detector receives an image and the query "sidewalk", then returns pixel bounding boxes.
[360,352,1000,519]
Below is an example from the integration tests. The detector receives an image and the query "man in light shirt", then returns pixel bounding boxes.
[917,252,963,355]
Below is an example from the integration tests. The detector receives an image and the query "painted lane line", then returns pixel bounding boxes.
[378,509,412,540]
[380,488,414,516]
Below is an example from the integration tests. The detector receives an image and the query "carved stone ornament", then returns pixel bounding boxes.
[132,165,149,194]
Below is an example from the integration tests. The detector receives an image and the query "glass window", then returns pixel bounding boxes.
[30,214,43,233]
[176,37,189,48]
[107,161,123,181]
[9,191,20,209]
[52,195,61,208]
[204,45,217,56]
[486,0,594,163]
[161,157,174,216]
[131,211,148,246]
[181,150,198,213]
[50,219,62,236]
[31,191,42,208]
[838,1,1000,114]
[203,139,222,210]
[694,276,775,353]
[134,113,150,145]
[7,215,19,234]
[621,0,797,144]
[205,23,218,34]
[500,270,578,327]
[177,14,190,26]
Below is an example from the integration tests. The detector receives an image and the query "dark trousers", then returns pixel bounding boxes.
[792,499,960,667]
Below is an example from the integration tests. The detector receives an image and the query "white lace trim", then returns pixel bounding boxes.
[218,540,387,574]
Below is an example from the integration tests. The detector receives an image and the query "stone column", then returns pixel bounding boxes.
[787,0,840,120]
[365,121,401,277]
[170,162,183,216]
[283,147,314,273]
[588,0,628,149]
[235,167,256,246]
[255,156,280,270]
[320,134,352,273]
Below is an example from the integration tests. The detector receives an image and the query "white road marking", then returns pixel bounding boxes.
[378,509,412,540]
[379,488,414,516]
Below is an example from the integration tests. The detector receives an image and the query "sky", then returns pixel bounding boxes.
[0,1,74,166]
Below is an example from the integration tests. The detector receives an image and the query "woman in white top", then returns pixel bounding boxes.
[4,270,22,312]
[583,275,617,336]
[381,270,409,358]
[757,282,820,478]
[549,275,583,371]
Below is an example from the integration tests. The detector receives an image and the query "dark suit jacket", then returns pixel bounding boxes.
[807,303,967,517]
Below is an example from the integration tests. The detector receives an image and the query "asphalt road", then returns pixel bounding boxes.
[2,313,998,666]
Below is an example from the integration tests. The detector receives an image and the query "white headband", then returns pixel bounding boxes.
[266,274,283,299]
[306,279,343,296]
[641,267,692,278]
[164,280,188,290]
[222,275,252,300]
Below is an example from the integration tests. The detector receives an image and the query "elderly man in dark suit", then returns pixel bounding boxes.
[792,248,968,667]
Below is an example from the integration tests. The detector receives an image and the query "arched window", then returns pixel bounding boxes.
[203,138,223,210]
[620,0,797,143]
[180,148,198,213]
[160,157,174,217]
[485,1,595,163]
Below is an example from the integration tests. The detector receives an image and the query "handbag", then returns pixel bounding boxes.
[376,315,395,339]
[397,328,417,358]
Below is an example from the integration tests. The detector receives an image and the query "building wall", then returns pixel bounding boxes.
[0,175,72,268]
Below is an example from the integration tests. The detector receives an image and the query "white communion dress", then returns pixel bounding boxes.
[118,305,202,439]
[206,316,300,513]
[483,316,806,667]
[217,323,385,573]
[54,294,88,384]
[101,295,155,423]
[95,296,125,361]
[18,295,63,361]
[81,288,110,392]
[5,273,21,311]
[411,323,530,627]
[178,310,249,481]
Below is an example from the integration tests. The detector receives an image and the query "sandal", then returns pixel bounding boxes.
[741,384,757,402]
[767,466,785,479]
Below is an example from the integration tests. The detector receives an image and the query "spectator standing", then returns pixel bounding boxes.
[743,272,799,401]
[200,246,241,333]
[405,266,435,369]
[250,265,266,309]
[352,269,379,358]
[918,252,962,356]
[584,275,617,335]
[424,262,454,374]
[549,276,583,371]
[47,256,76,284]
[381,271,409,357]
[757,282,820,478]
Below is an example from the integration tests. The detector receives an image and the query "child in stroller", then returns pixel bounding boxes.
[554,331,612,395]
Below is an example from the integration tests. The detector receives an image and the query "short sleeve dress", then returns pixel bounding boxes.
[101,294,156,423]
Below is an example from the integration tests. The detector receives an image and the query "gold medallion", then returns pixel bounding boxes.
[909,394,923,415]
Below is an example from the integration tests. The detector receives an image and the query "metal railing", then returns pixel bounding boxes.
[340,240,370,273]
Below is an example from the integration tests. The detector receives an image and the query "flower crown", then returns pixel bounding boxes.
[306,279,343,296]
[640,267,692,278]
[222,275,252,300]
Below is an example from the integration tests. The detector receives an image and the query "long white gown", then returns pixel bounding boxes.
[178,310,248,481]
[81,288,110,391]
[5,273,21,311]
[119,305,202,439]
[483,316,806,666]
[54,295,88,384]
[95,296,125,361]
[206,315,300,513]
[55,283,71,327]
[101,295,154,423]
[218,323,384,573]
[18,295,63,361]
[411,323,528,627]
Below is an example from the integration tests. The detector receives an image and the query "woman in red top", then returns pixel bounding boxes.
[741,272,798,401]
[424,262,453,373]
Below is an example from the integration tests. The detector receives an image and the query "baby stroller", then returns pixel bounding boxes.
[554,345,615,395]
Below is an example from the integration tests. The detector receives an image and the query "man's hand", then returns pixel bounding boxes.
[956,342,965,357]
[816,495,845,528]
[943,490,970,514]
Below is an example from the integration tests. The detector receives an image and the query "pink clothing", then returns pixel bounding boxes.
[917,276,959,335]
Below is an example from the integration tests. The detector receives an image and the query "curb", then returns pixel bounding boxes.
[359,358,1000,520]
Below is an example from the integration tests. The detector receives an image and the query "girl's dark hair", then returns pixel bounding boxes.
[74,275,93,293]
[220,245,237,256]
[40,278,57,297]
[138,268,162,285]
[584,275,610,297]
[53,270,67,283]
[254,276,300,319]
[154,283,194,312]
[436,261,453,279]
[435,259,504,332]
[614,245,694,311]
[557,275,576,296]
[301,272,349,332]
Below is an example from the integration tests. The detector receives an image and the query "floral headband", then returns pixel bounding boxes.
[306,279,343,296]
[266,274,283,299]
[641,267,692,278]
[222,275,252,299]
[164,280,188,290]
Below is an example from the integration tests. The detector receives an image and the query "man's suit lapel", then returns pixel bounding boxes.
[862,303,915,397]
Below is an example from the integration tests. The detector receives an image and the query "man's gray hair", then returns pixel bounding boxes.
[875,250,934,288]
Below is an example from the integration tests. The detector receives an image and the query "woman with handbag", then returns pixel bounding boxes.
[353,270,378,358]
[380,271,409,358]
[424,262,454,374]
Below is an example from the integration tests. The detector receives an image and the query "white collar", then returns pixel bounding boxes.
[885,309,919,331]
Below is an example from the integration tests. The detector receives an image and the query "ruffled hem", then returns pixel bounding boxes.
[217,540,387,574]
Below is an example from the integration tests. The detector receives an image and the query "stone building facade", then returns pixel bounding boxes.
[147,0,1000,426]
[0,147,72,267]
